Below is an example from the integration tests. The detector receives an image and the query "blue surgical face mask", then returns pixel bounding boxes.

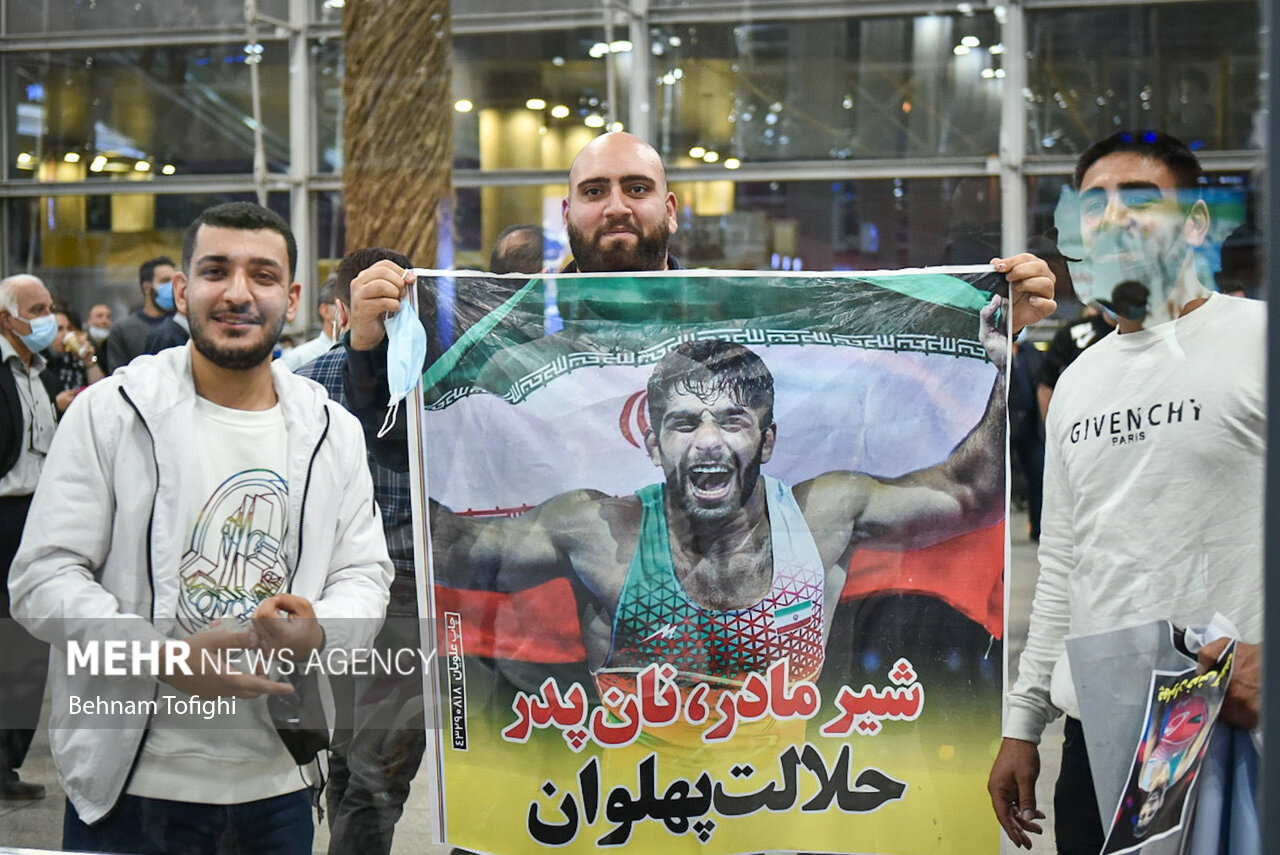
[379,295,428,437]
[16,313,57,353]
[154,280,175,312]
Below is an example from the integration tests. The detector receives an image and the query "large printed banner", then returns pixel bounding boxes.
[410,268,1009,855]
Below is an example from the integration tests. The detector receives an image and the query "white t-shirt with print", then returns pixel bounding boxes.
[128,396,304,803]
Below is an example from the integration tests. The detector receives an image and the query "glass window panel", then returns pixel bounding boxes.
[313,190,348,267]
[317,29,615,173]
[442,175,999,273]
[1026,2,1261,156]
[652,14,1002,165]
[453,28,617,170]
[313,39,344,173]
[6,0,287,34]
[3,191,289,328]
[673,176,1000,270]
[7,42,291,181]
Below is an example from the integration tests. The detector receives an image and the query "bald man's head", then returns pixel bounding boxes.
[563,132,678,272]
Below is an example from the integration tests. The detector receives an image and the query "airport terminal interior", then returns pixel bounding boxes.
[0,0,1264,332]
[0,1,1268,853]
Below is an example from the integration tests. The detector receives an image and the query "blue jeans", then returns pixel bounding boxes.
[63,791,313,855]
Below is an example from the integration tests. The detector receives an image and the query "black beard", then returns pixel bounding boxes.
[189,307,284,371]
[567,221,668,272]
[666,440,765,523]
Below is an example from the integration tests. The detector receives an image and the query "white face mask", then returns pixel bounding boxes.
[88,325,110,344]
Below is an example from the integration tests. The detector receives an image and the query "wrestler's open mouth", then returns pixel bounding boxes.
[689,464,733,499]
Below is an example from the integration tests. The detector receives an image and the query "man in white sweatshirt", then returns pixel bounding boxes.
[9,201,392,854]
[987,131,1264,853]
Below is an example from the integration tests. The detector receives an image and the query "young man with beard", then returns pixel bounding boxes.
[9,202,392,853]
[988,131,1264,853]
[560,131,679,272]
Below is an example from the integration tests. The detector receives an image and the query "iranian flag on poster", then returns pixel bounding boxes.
[409,268,1008,855]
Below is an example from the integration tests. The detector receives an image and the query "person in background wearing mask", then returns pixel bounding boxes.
[86,303,113,349]
[281,277,342,371]
[106,255,176,373]
[142,291,191,356]
[47,304,105,414]
[0,273,57,801]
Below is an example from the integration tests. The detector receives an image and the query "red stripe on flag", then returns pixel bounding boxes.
[842,520,1005,638]
[434,520,1005,661]
[435,578,587,662]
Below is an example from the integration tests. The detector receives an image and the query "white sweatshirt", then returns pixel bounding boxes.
[1006,294,1265,742]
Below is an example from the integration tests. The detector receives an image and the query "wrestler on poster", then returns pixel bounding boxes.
[411,268,1010,855]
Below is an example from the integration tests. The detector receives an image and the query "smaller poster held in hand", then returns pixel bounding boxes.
[1101,639,1235,855]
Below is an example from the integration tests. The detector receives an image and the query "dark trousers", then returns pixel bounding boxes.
[325,615,427,855]
[0,493,48,778]
[63,791,314,855]
[1009,420,1044,539]
[1055,716,1105,855]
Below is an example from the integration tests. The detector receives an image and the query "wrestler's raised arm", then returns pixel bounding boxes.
[427,489,606,592]
[796,287,1012,562]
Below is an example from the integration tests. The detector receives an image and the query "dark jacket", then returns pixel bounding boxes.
[1,355,60,480]
[142,315,190,355]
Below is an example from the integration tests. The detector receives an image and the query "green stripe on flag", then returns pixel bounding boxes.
[862,273,995,312]
[418,270,999,408]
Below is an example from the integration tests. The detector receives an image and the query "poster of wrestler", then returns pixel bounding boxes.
[410,268,1009,854]
[1101,641,1234,855]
